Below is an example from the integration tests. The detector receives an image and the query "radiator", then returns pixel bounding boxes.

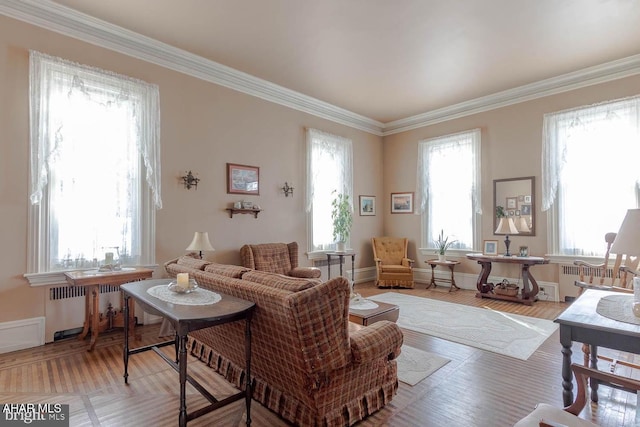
[558,263,615,301]
[44,284,122,343]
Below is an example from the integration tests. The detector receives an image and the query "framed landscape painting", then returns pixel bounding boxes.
[227,163,259,195]
[359,195,376,216]
[391,192,413,214]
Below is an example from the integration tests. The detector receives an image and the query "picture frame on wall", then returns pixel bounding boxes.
[391,192,414,214]
[483,240,499,256]
[227,163,259,195]
[359,195,376,216]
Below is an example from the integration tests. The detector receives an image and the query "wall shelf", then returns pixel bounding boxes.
[226,208,261,218]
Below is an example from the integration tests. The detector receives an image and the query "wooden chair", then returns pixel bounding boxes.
[573,232,640,386]
[371,237,415,288]
[513,363,640,427]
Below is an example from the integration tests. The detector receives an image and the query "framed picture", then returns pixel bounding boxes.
[524,195,532,203]
[521,204,531,215]
[506,197,517,209]
[359,195,376,216]
[519,246,529,257]
[391,192,414,214]
[483,240,499,256]
[227,163,259,195]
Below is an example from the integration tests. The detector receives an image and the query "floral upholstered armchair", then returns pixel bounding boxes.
[371,236,415,288]
[240,241,321,279]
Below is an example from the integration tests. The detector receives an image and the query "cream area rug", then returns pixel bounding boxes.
[396,345,450,386]
[370,292,558,361]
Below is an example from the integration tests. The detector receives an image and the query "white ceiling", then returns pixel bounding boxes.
[17,1,640,126]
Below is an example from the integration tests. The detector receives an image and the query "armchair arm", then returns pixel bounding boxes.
[401,258,414,267]
[349,321,403,364]
[574,280,633,294]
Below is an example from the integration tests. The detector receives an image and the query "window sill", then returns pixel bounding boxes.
[24,264,158,287]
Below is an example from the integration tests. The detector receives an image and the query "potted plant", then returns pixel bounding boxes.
[434,229,457,261]
[331,191,353,252]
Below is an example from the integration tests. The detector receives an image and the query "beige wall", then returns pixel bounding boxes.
[0,15,384,324]
[382,73,640,284]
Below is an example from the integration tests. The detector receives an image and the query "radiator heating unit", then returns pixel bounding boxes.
[44,284,122,343]
[557,263,616,301]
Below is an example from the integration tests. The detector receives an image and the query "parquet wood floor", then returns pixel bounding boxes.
[1,282,638,426]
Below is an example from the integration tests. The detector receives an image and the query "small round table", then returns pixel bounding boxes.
[326,251,356,281]
[425,259,460,292]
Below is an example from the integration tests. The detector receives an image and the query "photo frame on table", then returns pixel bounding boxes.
[391,192,414,214]
[227,163,259,195]
[359,195,376,216]
[483,240,499,256]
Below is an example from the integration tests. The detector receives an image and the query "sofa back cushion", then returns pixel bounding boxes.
[242,270,319,292]
[203,263,249,278]
[241,243,293,275]
[177,256,210,270]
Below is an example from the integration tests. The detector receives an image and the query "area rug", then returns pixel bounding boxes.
[396,345,450,386]
[370,292,558,360]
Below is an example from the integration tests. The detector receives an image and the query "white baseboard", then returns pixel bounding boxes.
[0,317,45,354]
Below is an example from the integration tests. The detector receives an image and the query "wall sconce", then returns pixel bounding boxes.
[181,170,200,190]
[282,182,294,197]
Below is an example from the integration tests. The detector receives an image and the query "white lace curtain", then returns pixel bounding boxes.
[415,129,482,215]
[29,50,162,209]
[542,95,640,212]
[305,128,354,213]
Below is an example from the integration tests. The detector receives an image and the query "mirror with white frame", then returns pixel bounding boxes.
[493,176,535,236]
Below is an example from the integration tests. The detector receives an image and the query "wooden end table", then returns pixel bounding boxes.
[326,251,356,281]
[64,267,153,351]
[425,259,460,292]
[349,301,399,326]
[121,279,255,427]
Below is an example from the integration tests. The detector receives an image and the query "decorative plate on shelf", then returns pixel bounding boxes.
[167,279,199,294]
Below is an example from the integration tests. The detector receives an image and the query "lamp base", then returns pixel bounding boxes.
[503,235,512,257]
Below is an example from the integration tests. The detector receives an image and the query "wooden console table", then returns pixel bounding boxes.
[64,267,153,351]
[466,253,549,305]
[121,279,255,427]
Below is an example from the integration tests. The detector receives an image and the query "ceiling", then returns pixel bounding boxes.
[20,1,640,127]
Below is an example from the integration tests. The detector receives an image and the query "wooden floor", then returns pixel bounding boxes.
[1,282,638,426]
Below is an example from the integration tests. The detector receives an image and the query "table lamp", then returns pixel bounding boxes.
[186,231,215,259]
[495,217,519,256]
[516,217,530,233]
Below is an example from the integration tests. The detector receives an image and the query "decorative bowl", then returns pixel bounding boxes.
[167,279,199,294]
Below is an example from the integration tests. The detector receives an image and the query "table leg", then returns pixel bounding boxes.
[475,261,492,294]
[123,294,130,384]
[178,332,188,427]
[590,345,599,403]
[426,264,436,289]
[327,254,332,279]
[351,254,355,284]
[78,286,92,341]
[560,326,574,406]
[245,312,253,426]
[448,264,460,292]
[339,256,344,277]
[89,285,100,351]
[521,265,540,300]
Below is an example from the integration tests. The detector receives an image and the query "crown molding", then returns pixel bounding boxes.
[0,0,384,135]
[382,54,640,135]
[2,0,639,137]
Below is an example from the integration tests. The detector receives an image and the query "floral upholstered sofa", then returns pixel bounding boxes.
[164,256,403,427]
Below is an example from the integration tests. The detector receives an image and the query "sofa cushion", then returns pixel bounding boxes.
[242,270,319,292]
[251,243,292,275]
[203,263,249,278]
[176,256,210,270]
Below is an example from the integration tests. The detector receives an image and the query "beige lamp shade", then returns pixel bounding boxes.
[495,217,519,235]
[516,217,530,233]
[610,209,640,256]
[186,231,215,258]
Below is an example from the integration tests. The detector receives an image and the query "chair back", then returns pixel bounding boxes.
[371,237,408,265]
[576,232,640,290]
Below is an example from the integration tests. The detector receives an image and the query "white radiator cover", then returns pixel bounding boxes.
[44,284,122,343]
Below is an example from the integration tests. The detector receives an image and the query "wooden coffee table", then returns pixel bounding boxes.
[349,300,399,326]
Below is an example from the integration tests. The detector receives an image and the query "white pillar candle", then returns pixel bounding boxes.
[176,273,189,289]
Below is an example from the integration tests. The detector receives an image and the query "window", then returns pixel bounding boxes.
[27,51,161,276]
[305,128,353,253]
[542,96,640,256]
[416,129,482,251]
